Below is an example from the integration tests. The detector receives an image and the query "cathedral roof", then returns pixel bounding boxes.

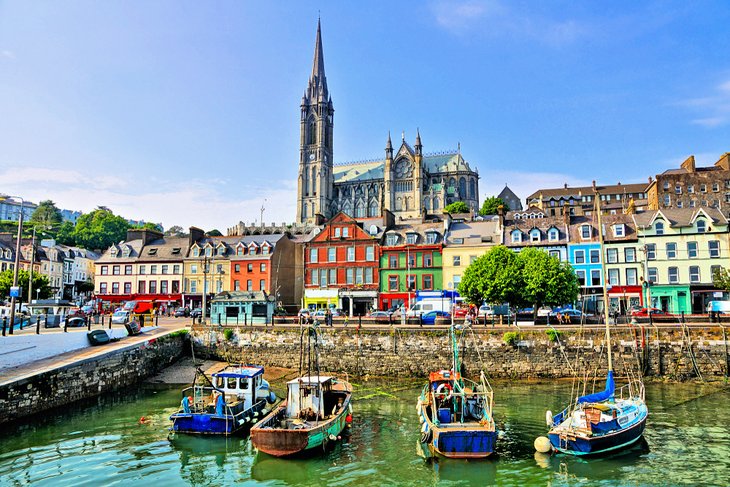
[423,152,472,174]
[333,152,476,184]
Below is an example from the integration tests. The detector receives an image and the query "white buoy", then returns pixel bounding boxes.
[545,410,553,427]
[534,436,552,453]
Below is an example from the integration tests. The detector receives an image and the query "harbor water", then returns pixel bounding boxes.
[0,378,729,486]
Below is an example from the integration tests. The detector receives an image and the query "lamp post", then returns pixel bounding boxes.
[2,196,25,335]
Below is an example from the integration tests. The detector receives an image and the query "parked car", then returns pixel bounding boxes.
[81,305,95,314]
[421,310,452,325]
[479,304,494,317]
[68,307,86,318]
[297,308,311,318]
[630,307,671,317]
[537,306,553,317]
[370,311,390,319]
[190,308,203,318]
[65,316,86,328]
[174,308,187,318]
[706,301,730,314]
[111,310,130,324]
[313,309,327,319]
[387,305,403,318]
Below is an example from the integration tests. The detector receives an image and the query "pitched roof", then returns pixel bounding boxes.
[633,207,728,228]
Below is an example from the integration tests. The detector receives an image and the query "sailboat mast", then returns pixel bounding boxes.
[594,187,613,372]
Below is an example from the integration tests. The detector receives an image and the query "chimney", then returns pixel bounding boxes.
[681,155,696,172]
[126,228,162,245]
[188,226,205,247]
[592,180,597,191]
[564,183,568,189]
[715,152,730,171]
[497,205,505,231]
[648,176,653,184]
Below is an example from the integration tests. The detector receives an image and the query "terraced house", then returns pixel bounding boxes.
[442,215,500,293]
[378,219,444,311]
[601,214,644,313]
[633,208,728,314]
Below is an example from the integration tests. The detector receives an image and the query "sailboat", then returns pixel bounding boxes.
[544,190,648,456]
[251,325,353,457]
[417,324,497,458]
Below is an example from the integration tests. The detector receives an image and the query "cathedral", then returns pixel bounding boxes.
[296,21,481,225]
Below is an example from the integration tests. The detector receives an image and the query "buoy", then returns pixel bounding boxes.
[534,436,552,453]
[329,434,337,441]
[545,410,553,427]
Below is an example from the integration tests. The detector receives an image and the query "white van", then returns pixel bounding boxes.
[707,301,730,314]
[406,299,451,317]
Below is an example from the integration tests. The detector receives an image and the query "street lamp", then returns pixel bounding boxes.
[0,195,26,335]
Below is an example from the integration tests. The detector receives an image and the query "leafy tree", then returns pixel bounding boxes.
[458,245,579,314]
[0,270,52,302]
[206,229,223,237]
[479,196,509,216]
[137,222,163,232]
[30,200,63,227]
[164,225,187,237]
[712,267,730,291]
[444,201,470,214]
[55,221,77,246]
[72,208,131,250]
[76,280,95,294]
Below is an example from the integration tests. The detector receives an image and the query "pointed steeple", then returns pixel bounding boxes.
[415,128,422,155]
[306,18,328,102]
[386,131,393,158]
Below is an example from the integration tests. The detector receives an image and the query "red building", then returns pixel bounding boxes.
[304,212,383,316]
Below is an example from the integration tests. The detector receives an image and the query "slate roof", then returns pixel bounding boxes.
[382,220,444,247]
[632,207,728,228]
[334,152,475,184]
[503,214,569,248]
[526,182,648,202]
[446,220,500,246]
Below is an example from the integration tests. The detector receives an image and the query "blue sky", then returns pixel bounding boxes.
[1,1,729,231]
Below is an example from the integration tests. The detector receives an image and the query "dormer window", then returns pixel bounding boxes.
[248,243,258,254]
[613,224,625,237]
[205,247,212,257]
[343,227,349,238]
[581,225,592,239]
[511,230,522,243]
[122,247,130,257]
[407,233,418,245]
[236,246,244,256]
[334,227,341,238]
[529,229,541,242]
[217,246,225,256]
[148,248,157,256]
[426,232,438,245]
[192,247,200,257]
[386,234,398,246]
[697,220,706,233]
[655,221,664,235]
[548,228,559,242]
[110,247,117,256]
[262,244,270,255]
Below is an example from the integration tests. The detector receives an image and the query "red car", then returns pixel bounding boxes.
[630,307,671,317]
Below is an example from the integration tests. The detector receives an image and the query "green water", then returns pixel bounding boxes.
[1,379,729,486]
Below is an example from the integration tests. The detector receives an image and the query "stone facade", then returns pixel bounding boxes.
[647,153,730,212]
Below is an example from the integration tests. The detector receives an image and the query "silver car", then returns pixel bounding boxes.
[111,310,130,324]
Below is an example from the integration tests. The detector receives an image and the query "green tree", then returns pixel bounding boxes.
[712,267,730,291]
[72,208,131,250]
[444,201,470,214]
[164,225,187,237]
[137,222,163,232]
[30,200,63,227]
[479,196,509,216]
[55,221,76,246]
[0,270,52,301]
[458,246,524,307]
[519,247,579,313]
[206,229,223,237]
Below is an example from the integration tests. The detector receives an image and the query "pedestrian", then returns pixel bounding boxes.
[326,309,333,327]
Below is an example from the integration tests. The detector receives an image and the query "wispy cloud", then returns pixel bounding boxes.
[429,0,587,46]
[680,77,730,127]
[0,165,297,231]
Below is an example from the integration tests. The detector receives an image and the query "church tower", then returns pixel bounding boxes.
[297,19,334,225]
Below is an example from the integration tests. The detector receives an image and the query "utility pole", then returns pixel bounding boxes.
[27,225,36,304]
[7,197,25,335]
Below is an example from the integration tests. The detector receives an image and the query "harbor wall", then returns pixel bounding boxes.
[192,325,730,381]
[0,332,186,426]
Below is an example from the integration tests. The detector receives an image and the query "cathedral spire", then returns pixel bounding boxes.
[307,18,328,101]
[415,128,422,154]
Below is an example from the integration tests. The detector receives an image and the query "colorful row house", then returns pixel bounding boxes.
[602,214,644,313]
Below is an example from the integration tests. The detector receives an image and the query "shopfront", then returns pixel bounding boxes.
[607,285,643,315]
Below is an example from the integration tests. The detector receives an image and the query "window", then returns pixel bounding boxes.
[355,268,363,285]
[687,241,698,258]
[260,263,266,272]
[234,280,240,291]
[247,280,253,291]
[365,267,373,284]
[453,256,461,266]
[407,233,417,245]
[329,268,336,285]
[688,184,695,194]
[666,242,677,259]
[675,184,682,194]
[626,268,638,285]
[575,270,586,286]
[696,220,706,233]
[320,269,328,287]
[216,264,223,274]
[389,254,398,268]
[426,232,438,244]
[422,275,433,289]
[138,281,146,294]
[346,268,354,284]
[366,246,375,261]
[150,265,157,275]
[173,265,180,274]
[709,240,720,258]
[408,253,416,267]
[328,248,336,262]
[663,181,670,190]
[689,266,700,283]
[574,250,585,264]
[247,263,253,272]
[406,274,416,291]
[190,264,197,274]
[646,243,656,260]
[312,269,319,286]
[310,248,318,263]
[591,270,601,286]
[623,247,635,263]
[347,247,355,262]
[607,248,618,264]
[590,249,600,263]
[101,265,108,275]
[647,267,658,284]
[548,228,559,241]
[161,281,168,293]
[236,247,244,256]
[216,246,224,256]
[613,224,625,237]
[112,265,120,275]
[190,280,197,293]
[260,279,266,290]
[161,265,168,274]
[122,282,131,294]
[235,264,240,272]
[192,248,200,257]
[608,269,619,285]
[701,184,707,193]
[205,247,212,257]
[343,227,349,237]
[668,267,679,284]
[549,250,560,260]
[711,265,722,280]
[100,282,108,293]
[147,281,156,293]
[581,225,591,239]
[334,227,341,238]
[424,253,432,267]
[386,234,398,246]
[124,265,132,275]
[388,275,398,291]
[111,282,119,294]
[511,230,522,243]
[655,221,664,235]
[530,229,541,242]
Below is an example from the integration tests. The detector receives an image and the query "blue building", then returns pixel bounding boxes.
[210,290,276,325]
[568,216,604,314]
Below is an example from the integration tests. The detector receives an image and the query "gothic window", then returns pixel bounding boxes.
[395,197,402,211]
[459,177,467,198]
[424,198,431,211]
[342,200,352,216]
[307,116,317,145]
[311,167,317,196]
[355,200,366,218]
[433,196,440,210]
[469,179,476,199]
[368,199,378,217]
[302,169,309,196]
[449,177,456,189]
[302,204,308,218]
[311,202,315,217]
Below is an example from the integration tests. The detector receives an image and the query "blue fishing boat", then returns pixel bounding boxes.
[543,189,648,456]
[417,325,497,459]
[169,365,277,436]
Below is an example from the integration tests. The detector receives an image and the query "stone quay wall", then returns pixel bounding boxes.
[0,333,186,426]
[192,325,730,381]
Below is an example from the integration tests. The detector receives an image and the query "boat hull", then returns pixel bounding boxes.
[549,412,647,456]
[170,399,267,436]
[431,428,497,459]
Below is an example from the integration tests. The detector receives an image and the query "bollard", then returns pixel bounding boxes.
[219,313,222,326]
[20,315,24,330]
[36,315,41,334]
[155,313,159,326]
[63,315,68,333]
[244,312,247,326]
[87,315,91,331]
[2,316,6,336]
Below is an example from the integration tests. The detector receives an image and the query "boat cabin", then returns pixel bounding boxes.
[212,365,265,410]
[286,376,344,420]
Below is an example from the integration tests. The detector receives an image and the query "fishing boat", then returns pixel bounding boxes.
[169,365,277,436]
[417,325,497,459]
[543,189,648,456]
[251,326,353,457]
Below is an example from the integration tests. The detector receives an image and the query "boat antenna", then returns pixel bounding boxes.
[594,188,613,372]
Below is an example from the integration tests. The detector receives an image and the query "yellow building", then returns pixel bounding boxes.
[442,218,500,292]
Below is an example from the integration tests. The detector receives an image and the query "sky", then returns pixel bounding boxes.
[1,1,729,232]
